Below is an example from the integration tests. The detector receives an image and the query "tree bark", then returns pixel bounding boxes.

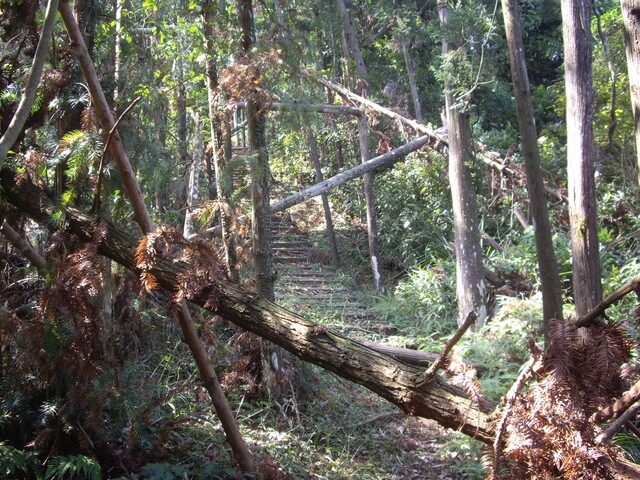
[202,1,240,281]
[336,0,383,290]
[183,111,202,239]
[306,128,340,266]
[0,167,494,445]
[238,0,275,301]
[358,115,384,292]
[401,37,423,123]
[561,0,603,316]
[439,0,488,329]
[501,0,563,342]
[0,0,59,169]
[621,0,640,186]
[336,0,368,93]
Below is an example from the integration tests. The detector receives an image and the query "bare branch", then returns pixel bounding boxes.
[575,275,640,327]
[0,0,59,168]
[0,219,46,271]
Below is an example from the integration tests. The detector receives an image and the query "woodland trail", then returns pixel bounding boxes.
[271,207,381,330]
[266,198,473,479]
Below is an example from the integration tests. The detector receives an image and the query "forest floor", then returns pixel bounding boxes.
[230,195,486,479]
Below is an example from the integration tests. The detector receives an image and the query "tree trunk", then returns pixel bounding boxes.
[501,0,563,342]
[306,128,340,266]
[621,0,640,186]
[183,111,202,239]
[358,115,384,292]
[238,0,275,301]
[336,0,368,93]
[438,0,488,329]
[0,0,58,169]
[239,0,292,399]
[0,167,494,444]
[401,37,423,123]
[561,0,603,316]
[202,1,239,281]
[336,0,383,290]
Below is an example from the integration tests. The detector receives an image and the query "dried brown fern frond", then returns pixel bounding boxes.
[135,228,183,291]
[544,319,581,381]
[175,238,226,309]
[444,354,487,409]
[220,49,281,105]
[579,323,632,407]
[499,318,634,479]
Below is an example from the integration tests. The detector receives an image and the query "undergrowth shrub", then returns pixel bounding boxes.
[456,296,541,402]
[372,262,457,340]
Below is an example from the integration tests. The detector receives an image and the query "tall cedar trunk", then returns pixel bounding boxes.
[438,0,488,329]
[336,0,384,291]
[358,115,384,292]
[202,0,239,282]
[238,0,275,301]
[561,0,603,316]
[621,0,640,186]
[401,37,423,123]
[501,0,563,341]
[176,57,189,168]
[183,111,202,239]
[306,128,340,266]
[238,0,293,399]
[58,5,257,473]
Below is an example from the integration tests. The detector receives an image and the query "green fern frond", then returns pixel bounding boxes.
[30,94,43,115]
[60,130,86,148]
[45,454,101,480]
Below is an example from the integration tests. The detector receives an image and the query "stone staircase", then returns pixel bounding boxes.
[271,212,380,329]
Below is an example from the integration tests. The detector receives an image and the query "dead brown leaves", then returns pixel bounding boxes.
[493,319,634,480]
[135,227,227,309]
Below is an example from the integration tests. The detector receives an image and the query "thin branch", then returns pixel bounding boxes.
[597,398,640,444]
[92,96,141,213]
[575,275,640,327]
[0,219,46,271]
[418,311,477,386]
[0,0,59,168]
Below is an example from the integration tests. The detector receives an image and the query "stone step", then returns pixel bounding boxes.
[287,296,361,303]
[276,267,336,275]
[273,256,311,264]
[272,241,311,248]
[272,249,309,255]
[278,275,337,282]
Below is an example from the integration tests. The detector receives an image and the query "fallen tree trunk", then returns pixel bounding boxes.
[204,134,433,236]
[302,69,567,204]
[0,167,494,444]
